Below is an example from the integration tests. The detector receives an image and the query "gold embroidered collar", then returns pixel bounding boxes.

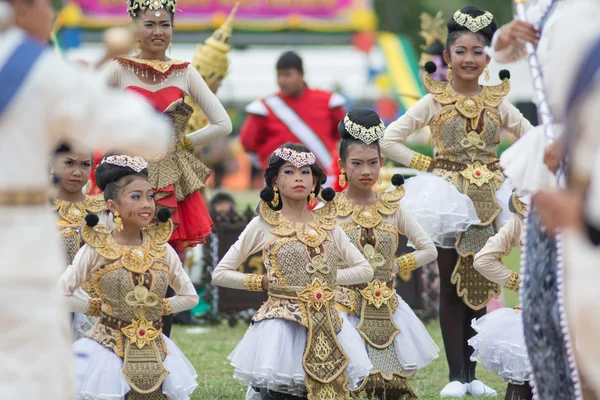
[334,187,405,229]
[423,72,510,120]
[259,201,337,248]
[81,220,173,273]
[53,194,106,225]
[116,57,190,79]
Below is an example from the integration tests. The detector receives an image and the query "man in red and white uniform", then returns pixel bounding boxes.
[240,51,346,188]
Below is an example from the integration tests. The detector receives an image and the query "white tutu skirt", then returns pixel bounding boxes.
[468,308,530,383]
[73,335,198,399]
[228,316,373,397]
[402,172,512,248]
[499,124,559,194]
[343,295,439,370]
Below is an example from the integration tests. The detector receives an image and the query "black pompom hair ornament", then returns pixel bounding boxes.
[157,208,171,223]
[260,187,275,202]
[424,61,437,74]
[391,174,405,187]
[320,187,336,202]
[499,70,511,80]
[85,213,100,227]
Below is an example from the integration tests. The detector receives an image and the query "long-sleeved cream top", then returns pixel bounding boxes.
[380,94,532,166]
[473,214,522,286]
[336,205,438,273]
[104,60,232,147]
[59,243,198,315]
[212,216,374,289]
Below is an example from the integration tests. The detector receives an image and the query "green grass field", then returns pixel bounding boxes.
[170,243,521,399]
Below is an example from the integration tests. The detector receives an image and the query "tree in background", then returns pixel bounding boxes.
[375,0,514,46]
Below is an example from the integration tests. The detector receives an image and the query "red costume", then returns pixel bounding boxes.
[240,86,346,189]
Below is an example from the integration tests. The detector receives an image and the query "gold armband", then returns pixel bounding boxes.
[182,135,194,151]
[243,274,264,292]
[87,298,102,317]
[161,298,173,316]
[397,253,417,273]
[409,153,432,171]
[504,272,520,292]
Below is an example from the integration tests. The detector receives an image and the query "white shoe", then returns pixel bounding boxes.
[467,380,498,397]
[440,381,468,397]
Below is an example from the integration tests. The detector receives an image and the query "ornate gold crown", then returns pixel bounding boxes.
[343,115,385,145]
[127,0,176,18]
[191,3,238,86]
[101,155,148,172]
[274,148,316,168]
[453,10,494,33]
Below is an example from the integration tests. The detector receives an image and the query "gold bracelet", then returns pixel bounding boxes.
[87,298,102,317]
[504,272,520,292]
[182,135,194,151]
[243,274,264,292]
[397,253,417,273]
[162,298,173,316]
[409,153,432,171]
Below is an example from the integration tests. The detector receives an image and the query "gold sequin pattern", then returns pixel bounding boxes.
[243,274,264,292]
[397,253,417,273]
[88,298,102,317]
[409,153,432,171]
[505,272,520,292]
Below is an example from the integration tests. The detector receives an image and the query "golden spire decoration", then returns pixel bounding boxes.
[418,11,447,67]
[191,2,238,87]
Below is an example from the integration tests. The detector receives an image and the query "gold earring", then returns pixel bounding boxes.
[446,64,453,82]
[272,187,279,207]
[49,168,55,179]
[377,170,383,185]
[134,41,141,54]
[168,42,172,55]
[309,188,316,206]
[113,211,123,232]
[338,169,347,187]
[484,65,490,82]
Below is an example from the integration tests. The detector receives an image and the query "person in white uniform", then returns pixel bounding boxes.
[0,0,171,398]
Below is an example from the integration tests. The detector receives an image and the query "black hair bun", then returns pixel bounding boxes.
[391,174,404,187]
[54,142,72,153]
[156,208,171,223]
[260,187,275,202]
[321,187,336,202]
[85,213,99,227]
[499,70,511,81]
[424,61,437,74]
[95,153,149,192]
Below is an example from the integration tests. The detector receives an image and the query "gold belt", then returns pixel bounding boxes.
[428,159,500,172]
[0,189,47,206]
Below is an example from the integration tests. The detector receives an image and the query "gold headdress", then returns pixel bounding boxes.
[191,3,238,87]
[419,11,447,67]
[101,155,148,173]
[419,11,447,51]
[127,0,176,18]
[452,10,494,33]
[343,115,385,145]
[274,148,316,168]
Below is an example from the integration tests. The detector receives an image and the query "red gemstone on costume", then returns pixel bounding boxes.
[316,293,322,300]
[475,170,482,176]
[375,291,381,297]
[139,330,146,337]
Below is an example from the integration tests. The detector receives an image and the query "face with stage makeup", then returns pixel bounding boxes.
[134,8,173,59]
[106,177,156,230]
[339,142,382,193]
[273,162,317,203]
[52,151,92,195]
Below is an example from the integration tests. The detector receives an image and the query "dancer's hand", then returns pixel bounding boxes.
[261,275,269,291]
[533,189,584,233]
[544,137,565,174]
[495,20,538,53]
